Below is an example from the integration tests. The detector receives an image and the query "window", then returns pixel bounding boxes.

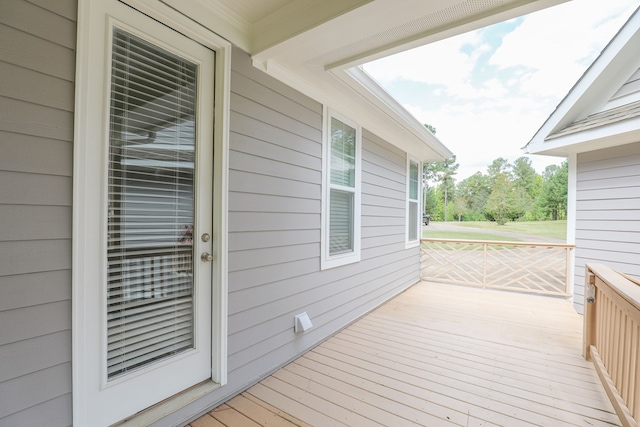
[407,157,421,246]
[322,110,361,269]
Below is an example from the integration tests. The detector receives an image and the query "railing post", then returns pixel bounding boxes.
[583,268,596,361]
[565,247,571,295]
[483,243,487,289]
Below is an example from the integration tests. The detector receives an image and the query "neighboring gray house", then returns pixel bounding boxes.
[526,6,640,314]
[0,0,567,426]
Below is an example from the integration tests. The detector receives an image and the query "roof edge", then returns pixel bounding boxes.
[340,66,452,161]
[526,6,640,155]
[253,57,453,162]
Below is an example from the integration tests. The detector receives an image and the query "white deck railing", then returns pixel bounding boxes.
[420,238,574,296]
[584,263,640,427]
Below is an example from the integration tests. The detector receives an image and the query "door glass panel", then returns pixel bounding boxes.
[106,28,198,379]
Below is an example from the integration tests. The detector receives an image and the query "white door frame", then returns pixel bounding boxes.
[73,0,229,425]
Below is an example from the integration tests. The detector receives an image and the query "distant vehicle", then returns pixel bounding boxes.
[423,214,430,225]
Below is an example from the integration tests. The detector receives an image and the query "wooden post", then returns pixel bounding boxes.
[482,243,487,289]
[583,267,596,361]
[565,247,571,295]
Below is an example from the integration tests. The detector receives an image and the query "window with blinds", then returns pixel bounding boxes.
[106,28,197,379]
[329,117,357,254]
[408,159,420,243]
[326,115,360,259]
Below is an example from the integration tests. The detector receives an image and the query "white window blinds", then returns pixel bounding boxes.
[106,28,197,379]
[329,117,357,255]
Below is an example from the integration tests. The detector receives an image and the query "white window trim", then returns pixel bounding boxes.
[321,107,362,270]
[73,0,230,425]
[406,156,421,248]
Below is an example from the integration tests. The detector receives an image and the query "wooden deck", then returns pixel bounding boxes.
[190,282,621,427]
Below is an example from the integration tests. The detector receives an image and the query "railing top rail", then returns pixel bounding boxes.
[587,263,640,312]
[421,238,575,249]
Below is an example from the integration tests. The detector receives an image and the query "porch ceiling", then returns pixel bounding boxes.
[163,0,568,162]
[170,0,568,67]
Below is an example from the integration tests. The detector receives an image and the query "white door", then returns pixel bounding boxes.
[81,6,215,424]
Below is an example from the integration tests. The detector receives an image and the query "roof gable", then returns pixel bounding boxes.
[526,6,640,157]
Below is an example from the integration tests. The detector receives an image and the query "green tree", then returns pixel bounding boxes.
[424,124,437,135]
[513,186,535,221]
[456,172,491,220]
[537,161,568,220]
[425,155,459,221]
[485,174,519,225]
[423,186,438,219]
[450,196,468,222]
[487,157,512,185]
[512,157,540,199]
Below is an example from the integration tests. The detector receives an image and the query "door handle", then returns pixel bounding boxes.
[201,252,213,262]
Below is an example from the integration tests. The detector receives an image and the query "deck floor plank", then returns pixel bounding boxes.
[193,282,621,427]
[239,393,310,426]
[210,404,262,427]
[282,361,437,426]
[246,382,350,427]
[189,414,227,427]
[224,394,303,427]
[319,334,618,426]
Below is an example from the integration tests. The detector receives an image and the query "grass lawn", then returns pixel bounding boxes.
[446,220,567,240]
[422,231,521,242]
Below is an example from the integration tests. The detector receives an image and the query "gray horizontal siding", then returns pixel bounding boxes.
[0,1,75,425]
[573,142,640,314]
[225,40,420,377]
[166,47,420,425]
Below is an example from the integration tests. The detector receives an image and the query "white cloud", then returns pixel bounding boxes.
[363,31,480,88]
[489,0,638,99]
[363,0,639,181]
[404,100,556,181]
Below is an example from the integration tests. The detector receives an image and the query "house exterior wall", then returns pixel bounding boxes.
[0,4,420,423]
[159,46,420,426]
[226,41,419,385]
[0,1,76,426]
[574,141,640,313]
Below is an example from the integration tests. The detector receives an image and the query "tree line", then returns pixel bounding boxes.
[423,155,568,224]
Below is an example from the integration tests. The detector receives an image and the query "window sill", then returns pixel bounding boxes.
[405,240,420,249]
[321,252,361,270]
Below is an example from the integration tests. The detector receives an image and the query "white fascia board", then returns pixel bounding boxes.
[253,0,568,73]
[340,66,452,161]
[526,8,640,154]
[326,0,569,71]
[526,115,640,157]
[254,58,452,162]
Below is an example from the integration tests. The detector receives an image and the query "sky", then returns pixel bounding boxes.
[362,0,639,181]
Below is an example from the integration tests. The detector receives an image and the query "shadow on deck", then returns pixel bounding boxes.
[191,282,619,427]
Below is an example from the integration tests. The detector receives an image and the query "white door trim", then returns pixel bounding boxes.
[73,0,229,425]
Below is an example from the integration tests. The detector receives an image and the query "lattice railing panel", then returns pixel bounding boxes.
[421,238,573,296]
[420,240,484,287]
[485,245,569,295]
